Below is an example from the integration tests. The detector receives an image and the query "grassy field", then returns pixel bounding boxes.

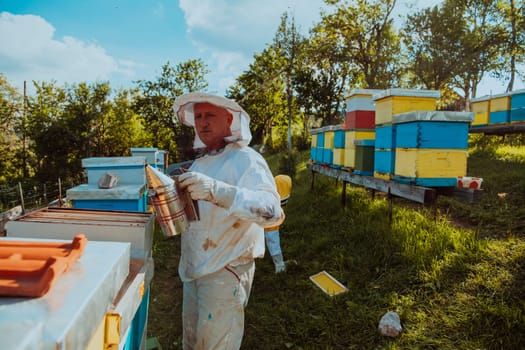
[147,137,525,349]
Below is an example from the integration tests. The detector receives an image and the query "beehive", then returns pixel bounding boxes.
[343,148,356,168]
[332,125,345,167]
[310,128,324,163]
[510,89,525,123]
[333,148,345,167]
[471,95,490,127]
[393,148,467,187]
[489,93,511,124]
[344,129,376,147]
[373,89,440,125]
[354,139,375,175]
[82,156,146,186]
[343,129,375,168]
[130,147,158,167]
[345,89,382,112]
[393,111,473,149]
[375,123,396,149]
[374,149,395,178]
[392,111,472,187]
[67,184,148,212]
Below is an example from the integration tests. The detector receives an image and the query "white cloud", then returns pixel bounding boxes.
[0,12,137,91]
[178,0,326,94]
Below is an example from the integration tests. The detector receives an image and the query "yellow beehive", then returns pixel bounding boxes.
[471,96,490,126]
[343,149,356,168]
[333,148,345,166]
[311,134,317,148]
[324,130,334,149]
[344,130,375,150]
[395,148,467,178]
[490,93,511,112]
[374,89,440,125]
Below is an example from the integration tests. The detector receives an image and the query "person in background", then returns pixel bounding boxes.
[264,174,292,273]
[173,92,283,350]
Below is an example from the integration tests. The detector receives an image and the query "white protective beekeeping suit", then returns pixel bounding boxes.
[173,92,283,350]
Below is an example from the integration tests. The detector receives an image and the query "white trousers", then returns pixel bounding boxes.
[182,261,255,350]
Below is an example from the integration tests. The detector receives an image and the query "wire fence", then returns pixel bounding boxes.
[0,178,77,213]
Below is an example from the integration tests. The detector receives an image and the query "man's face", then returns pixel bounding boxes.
[193,102,233,150]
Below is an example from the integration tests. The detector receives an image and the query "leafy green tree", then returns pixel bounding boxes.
[227,47,288,151]
[273,12,305,151]
[0,74,24,182]
[448,0,506,100]
[295,20,350,127]
[106,89,151,156]
[498,0,525,92]
[403,5,466,90]
[25,81,73,182]
[321,0,404,89]
[134,59,209,162]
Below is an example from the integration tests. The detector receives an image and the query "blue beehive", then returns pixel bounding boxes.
[393,111,473,149]
[67,184,147,212]
[392,111,472,187]
[83,156,147,186]
[334,129,346,148]
[68,156,148,212]
[131,147,158,167]
[510,89,525,123]
[374,149,395,177]
[375,124,396,149]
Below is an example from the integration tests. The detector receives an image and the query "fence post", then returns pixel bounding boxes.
[18,182,25,214]
[58,178,63,207]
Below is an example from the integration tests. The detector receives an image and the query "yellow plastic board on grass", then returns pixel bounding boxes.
[309,271,348,297]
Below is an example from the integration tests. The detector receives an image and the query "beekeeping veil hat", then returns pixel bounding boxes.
[173,92,252,149]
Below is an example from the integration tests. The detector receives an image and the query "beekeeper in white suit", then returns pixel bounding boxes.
[174,92,284,350]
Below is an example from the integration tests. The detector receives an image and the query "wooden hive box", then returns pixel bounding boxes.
[393,148,467,187]
[354,139,375,175]
[489,93,511,125]
[393,111,473,149]
[471,95,490,127]
[510,89,525,123]
[374,149,395,178]
[373,89,440,125]
[375,123,396,150]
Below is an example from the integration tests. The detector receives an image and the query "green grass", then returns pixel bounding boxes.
[148,143,525,350]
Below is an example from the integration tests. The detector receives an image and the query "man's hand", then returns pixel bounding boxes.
[178,171,215,201]
[178,171,236,208]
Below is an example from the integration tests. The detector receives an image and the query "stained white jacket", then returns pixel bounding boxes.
[178,143,282,281]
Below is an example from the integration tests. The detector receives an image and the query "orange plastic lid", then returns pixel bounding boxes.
[0,234,87,298]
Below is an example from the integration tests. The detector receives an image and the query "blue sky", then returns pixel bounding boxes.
[0,0,521,97]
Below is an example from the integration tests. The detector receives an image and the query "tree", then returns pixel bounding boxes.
[134,59,209,162]
[498,0,525,92]
[273,12,305,152]
[0,74,24,182]
[321,0,404,89]
[227,47,288,150]
[25,81,73,182]
[403,5,466,90]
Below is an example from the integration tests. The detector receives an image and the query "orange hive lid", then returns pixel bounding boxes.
[0,234,87,298]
